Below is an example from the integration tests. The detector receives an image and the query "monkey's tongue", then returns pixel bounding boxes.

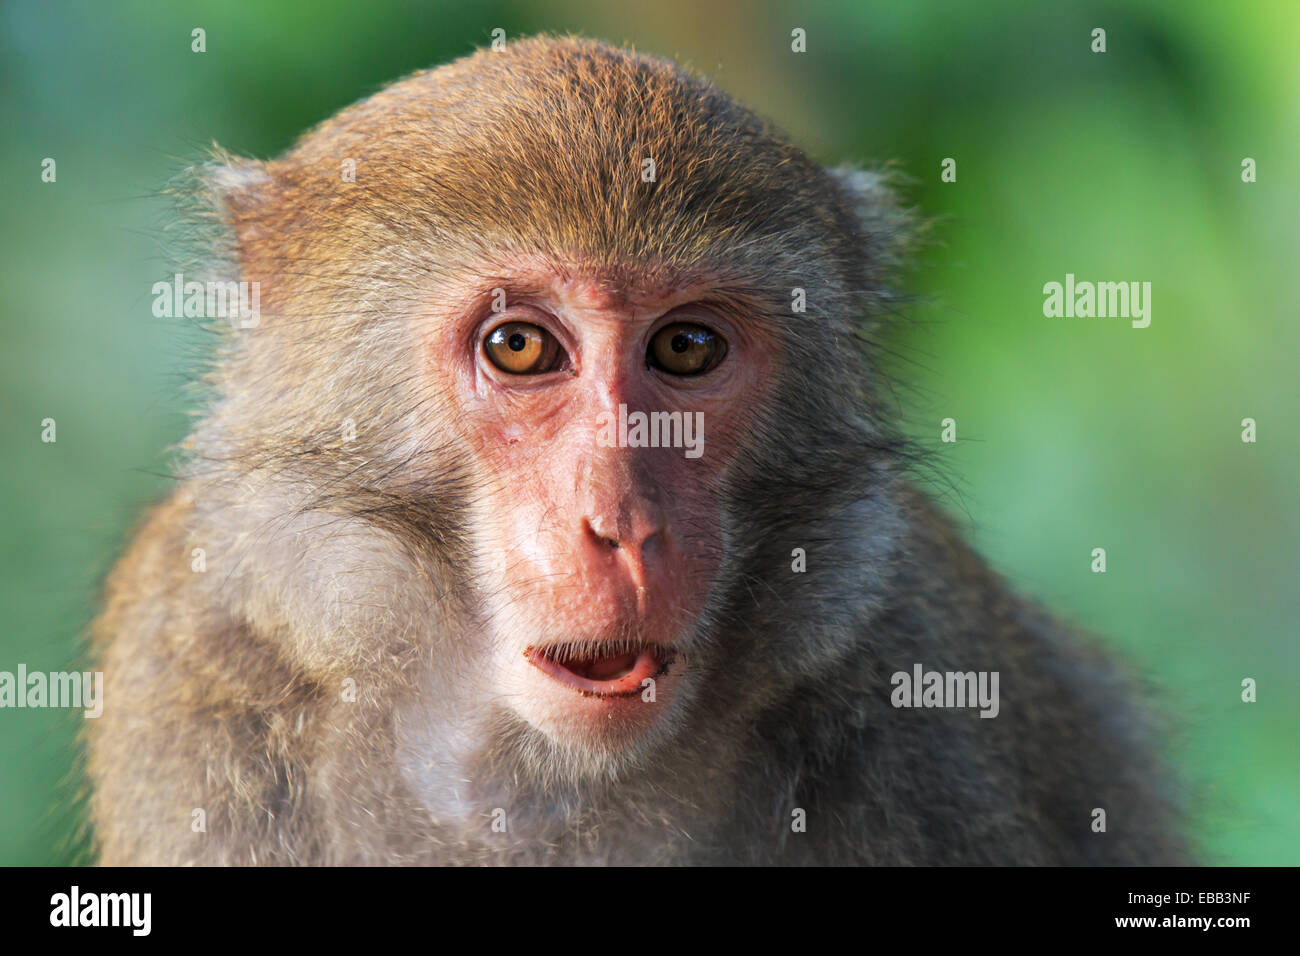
[563,650,639,681]
[530,645,664,695]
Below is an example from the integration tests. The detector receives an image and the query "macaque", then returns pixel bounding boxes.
[86,36,1188,865]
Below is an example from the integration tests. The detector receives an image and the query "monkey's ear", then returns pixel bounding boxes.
[180,151,277,276]
[202,155,275,218]
[826,165,915,279]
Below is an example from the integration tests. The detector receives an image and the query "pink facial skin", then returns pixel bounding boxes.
[424,257,776,750]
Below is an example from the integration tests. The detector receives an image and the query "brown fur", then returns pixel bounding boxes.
[86,36,1187,865]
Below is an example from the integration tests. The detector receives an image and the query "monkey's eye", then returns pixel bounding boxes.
[647,323,726,376]
[484,322,563,375]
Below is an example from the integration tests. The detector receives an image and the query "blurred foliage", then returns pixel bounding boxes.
[1,0,1295,865]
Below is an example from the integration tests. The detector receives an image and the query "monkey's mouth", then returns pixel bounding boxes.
[526,642,673,698]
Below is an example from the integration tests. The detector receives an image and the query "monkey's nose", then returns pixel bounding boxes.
[581,511,666,599]
[582,512,664,555]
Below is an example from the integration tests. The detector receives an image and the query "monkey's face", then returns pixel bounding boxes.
[427,259,776,754]
[202,38,890,778]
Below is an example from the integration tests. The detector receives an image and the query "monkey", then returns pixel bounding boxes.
[85,35,1189,865]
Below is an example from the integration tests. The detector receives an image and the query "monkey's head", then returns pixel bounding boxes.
[193,36,907,780]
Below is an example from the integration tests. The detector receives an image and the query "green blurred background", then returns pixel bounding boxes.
[1,0,1295,865]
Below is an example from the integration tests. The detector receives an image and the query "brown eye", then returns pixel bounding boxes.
[484,322,562,375]
[648,323,726,376]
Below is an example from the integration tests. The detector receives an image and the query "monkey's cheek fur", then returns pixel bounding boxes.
[511,644,683,745]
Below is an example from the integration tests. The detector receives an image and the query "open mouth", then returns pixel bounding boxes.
[526,642,673,698]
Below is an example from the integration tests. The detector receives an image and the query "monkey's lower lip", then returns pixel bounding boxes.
[527,645,670,698]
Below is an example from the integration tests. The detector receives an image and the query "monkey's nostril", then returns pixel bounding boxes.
[582,517,621,549]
